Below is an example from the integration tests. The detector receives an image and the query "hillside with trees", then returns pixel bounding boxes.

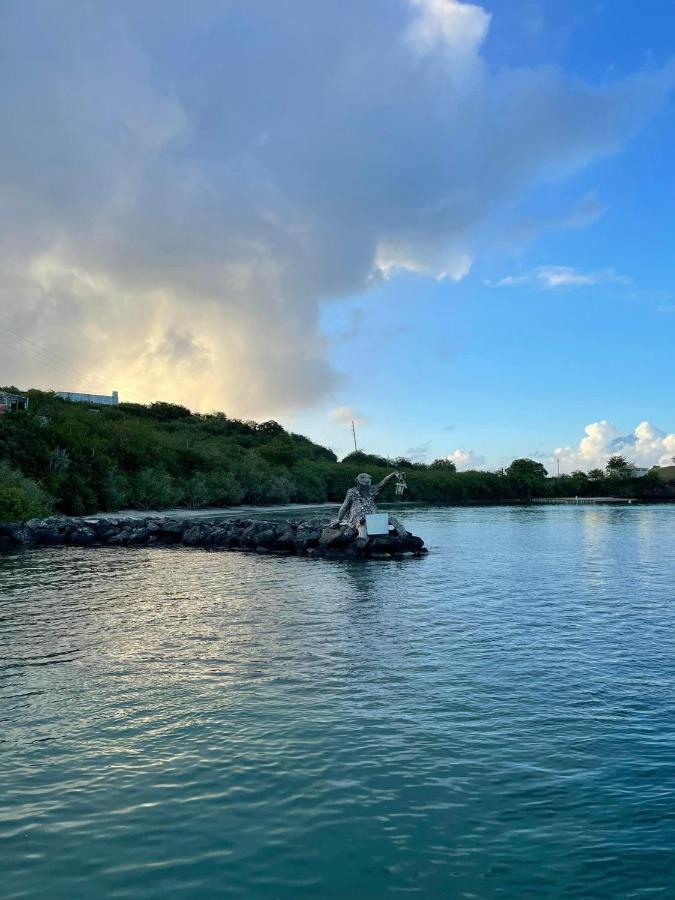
[0,388,670,521]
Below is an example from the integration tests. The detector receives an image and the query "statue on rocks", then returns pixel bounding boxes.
[332,472,408,548]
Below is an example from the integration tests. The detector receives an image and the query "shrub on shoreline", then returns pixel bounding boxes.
[0,462,53,522]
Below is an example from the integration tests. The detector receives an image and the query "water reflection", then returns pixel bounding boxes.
[1,504,675,899]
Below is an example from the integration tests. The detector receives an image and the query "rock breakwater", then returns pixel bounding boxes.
[0,515,428,559]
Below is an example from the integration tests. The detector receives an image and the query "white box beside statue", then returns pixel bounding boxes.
[365,513,389,536]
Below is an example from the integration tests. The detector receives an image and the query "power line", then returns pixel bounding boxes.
[2,325,103,386]
[1,325,107,387]
[0,330,108,394]
[1,335,101,392]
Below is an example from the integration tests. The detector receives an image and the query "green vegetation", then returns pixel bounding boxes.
[505,458,548,498]
[0,462,53,522]
[606,454,632,477]
[0,387,670,522]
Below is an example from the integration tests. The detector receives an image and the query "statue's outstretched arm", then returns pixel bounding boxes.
[373,472,398,495]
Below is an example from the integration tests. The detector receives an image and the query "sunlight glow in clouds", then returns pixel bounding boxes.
[1,1,674,415]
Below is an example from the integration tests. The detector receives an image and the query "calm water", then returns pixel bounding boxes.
[1,504,675,899]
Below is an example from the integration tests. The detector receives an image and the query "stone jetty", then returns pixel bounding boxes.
[0,515,428,559]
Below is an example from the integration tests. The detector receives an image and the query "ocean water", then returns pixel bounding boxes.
[1,504,674,899]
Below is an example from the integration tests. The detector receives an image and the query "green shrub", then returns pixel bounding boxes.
[207,472,245,506]
[132,468,180,510]
[101,467,131,511]
[181,473,213,509]
[0,463,53,521]
[0,486,29,521]
[263,475,294,504]
[290,467,328,503]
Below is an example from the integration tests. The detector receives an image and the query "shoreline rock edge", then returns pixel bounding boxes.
[0,515,428,559]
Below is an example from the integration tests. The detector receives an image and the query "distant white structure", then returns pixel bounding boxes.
[628,466,650,478]
[56,390,119,406]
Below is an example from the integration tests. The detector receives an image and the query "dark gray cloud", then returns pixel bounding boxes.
[1,0,673,413]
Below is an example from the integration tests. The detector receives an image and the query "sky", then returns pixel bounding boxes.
[1,0,674,472]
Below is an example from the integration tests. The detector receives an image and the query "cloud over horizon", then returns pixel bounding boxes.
[447,448,486,470]
[1,0,673,415]
[553,420,675,473]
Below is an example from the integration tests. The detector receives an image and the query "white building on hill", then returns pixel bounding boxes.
[56,390,119,406]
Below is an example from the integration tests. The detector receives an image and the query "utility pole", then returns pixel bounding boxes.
[556,457,560,477]
[351,420,358,453]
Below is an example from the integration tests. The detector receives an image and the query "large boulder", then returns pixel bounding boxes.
[69,527,96,546]
[156,519,186,541]
[207,526,231,547]
[0,522,23,548]
[128,527,150,545]
[253,528,277,548]
[273,528,297,552]
[182,524,207,546]
[319,525,355,548]
[25,516,70,544]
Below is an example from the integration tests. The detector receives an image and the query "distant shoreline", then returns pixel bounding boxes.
[2,390,674,524]
[78,496,675,521]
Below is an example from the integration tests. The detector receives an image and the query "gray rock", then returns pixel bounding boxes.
[254,529,277,548]
[207,527,230,546]
[158,520,185,536]
[319,524,355,548]
[128,527,149,545]
[69,528,96,545]
[182,525,206,546]
[273,530,296,552]
[0,522,26,546]
[319,526,340,545]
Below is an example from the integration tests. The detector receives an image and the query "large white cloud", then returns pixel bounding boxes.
[554,421,675,473]
[0,1,673,414]
[447,448,486,470]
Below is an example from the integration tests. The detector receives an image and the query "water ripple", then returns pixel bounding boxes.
[1,504,674,898]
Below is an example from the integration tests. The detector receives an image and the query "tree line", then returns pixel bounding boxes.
[0,389,668,521]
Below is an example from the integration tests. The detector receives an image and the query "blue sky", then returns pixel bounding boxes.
[1,0,674,471]
[292,0,675,469]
